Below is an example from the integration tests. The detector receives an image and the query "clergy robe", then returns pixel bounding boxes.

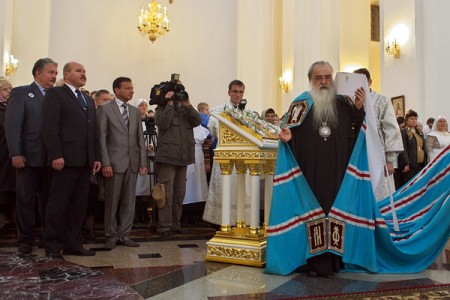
[287,95,364,275]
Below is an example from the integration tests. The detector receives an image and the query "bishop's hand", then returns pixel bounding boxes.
[354,87,365,110]
[278,127,292,143]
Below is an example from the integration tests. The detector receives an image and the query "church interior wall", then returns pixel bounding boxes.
[4,0,239,110]
[381,0,421,118]
[418,1,450,122]
[0,0,449,120]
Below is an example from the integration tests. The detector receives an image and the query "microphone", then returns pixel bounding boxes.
[238,99,247,110]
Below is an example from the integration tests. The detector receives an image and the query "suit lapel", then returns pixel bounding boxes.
[30,82,44,103]
[63,84,86,112]
[128,104,136,131]
[111,101,128,132]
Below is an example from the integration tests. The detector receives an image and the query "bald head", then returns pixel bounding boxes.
[63,62,87,88]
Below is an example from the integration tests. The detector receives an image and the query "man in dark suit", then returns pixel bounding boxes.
[41,61,101,258]
[97,77,147,249]
[4,58,58,254]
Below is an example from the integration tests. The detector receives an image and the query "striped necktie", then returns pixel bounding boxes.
[121,103,129,127]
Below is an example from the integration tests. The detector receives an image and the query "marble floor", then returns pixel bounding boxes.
[1,225,449,299]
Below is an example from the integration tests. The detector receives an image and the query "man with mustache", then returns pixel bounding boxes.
[41,62,101,258]
[278,61,365,276]
[4,58,58,254]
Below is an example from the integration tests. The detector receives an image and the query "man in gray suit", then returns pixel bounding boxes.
[4,58,58,254]
[97,77,147,249]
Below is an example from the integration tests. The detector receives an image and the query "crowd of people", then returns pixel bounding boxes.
[0,58,448,266]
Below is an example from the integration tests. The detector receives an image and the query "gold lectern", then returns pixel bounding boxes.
[205,112,278,267]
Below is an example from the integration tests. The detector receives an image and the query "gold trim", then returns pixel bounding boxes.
[247,227,263,237]
[306,219,327,254]
[214,150,277,160]
[328,218,345,254]
[235,221,246,228]
[205,235,267,267]
[206,245,262,261]
[235,162,247,174]
[220,126,254,146]
[219,225,232,233]
[247,163,262,176]
[219,162,234,175]
[262,161,276,175]
[220,112,279,140]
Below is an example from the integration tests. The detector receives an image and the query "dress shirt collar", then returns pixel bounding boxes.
[114,98,126,107]
[227,100,239,109]
[65,83,82,97]
[34,81,47,95]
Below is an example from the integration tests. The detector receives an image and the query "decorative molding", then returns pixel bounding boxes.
[220,127,253,146]
[214,150,277,160]
[207,245,262,261]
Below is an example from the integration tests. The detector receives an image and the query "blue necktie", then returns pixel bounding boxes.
[75,89,87,108]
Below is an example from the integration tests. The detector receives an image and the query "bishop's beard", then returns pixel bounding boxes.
[310,85,338,129]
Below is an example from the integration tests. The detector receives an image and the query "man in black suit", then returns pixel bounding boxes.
[42,61,101,258]
[4,58,58,254]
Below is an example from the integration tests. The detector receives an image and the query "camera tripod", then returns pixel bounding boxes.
[144,131,158,231]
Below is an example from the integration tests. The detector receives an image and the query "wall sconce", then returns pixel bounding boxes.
[385,23,409,59]
[385,40,400,58]
[5,55,19,76]
[279,71,291,93]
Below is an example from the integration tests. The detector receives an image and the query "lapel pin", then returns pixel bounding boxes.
[28,93,35,98]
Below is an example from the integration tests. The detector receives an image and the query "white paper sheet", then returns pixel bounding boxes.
[334,72,368,103]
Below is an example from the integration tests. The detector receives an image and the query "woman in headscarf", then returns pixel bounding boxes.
[425,115,450,162]
[133,98,152,223]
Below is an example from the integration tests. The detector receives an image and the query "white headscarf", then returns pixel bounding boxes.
[133,98,149,108]
[133,98,148,107]
[431,115,448,132]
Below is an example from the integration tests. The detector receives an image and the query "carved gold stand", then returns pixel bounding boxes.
[204,112,278,267]
[205,229,266,267]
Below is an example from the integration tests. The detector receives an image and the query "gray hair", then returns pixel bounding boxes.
[0,76,12,88]
[32,58,58,77]
[307,61,333,81]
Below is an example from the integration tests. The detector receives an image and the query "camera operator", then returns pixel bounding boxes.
[154,89,201,239]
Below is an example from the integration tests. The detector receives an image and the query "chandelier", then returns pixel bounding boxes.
[137,0,171,43]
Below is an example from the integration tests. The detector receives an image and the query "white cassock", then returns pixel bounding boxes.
[426,131,450,162]
[370,90,404,201]
[183,125,210,205]
[135,120,151,196]
[202,101,253,225]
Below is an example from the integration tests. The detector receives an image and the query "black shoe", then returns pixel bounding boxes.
[63,248,95,256]
[160,230,174,240]
[18,243,32,254]
[46,252,64,259]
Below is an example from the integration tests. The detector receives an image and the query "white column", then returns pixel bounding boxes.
[221,173,232,228]
[249,174,260,230]
[264,174,274,225]
[236,173,246,225]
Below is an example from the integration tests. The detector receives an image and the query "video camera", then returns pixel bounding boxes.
[149,73,188,106]
[144,116,157,136]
